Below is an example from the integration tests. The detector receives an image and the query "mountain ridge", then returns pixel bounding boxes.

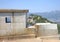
[29,10,60,22]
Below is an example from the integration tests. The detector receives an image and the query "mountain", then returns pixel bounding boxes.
[29,10,60,22]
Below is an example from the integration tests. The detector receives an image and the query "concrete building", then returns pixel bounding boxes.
[0,9,28,36]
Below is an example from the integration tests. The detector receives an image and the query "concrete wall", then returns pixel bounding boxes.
[0,13,26,36]
[12,13,26,34]
[39,24,58,36]
[35,23,58,36]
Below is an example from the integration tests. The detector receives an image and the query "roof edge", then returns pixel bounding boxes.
[0,9,29,13]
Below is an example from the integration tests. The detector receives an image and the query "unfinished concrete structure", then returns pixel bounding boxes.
[35,23,58,37]
[0,9,28,36]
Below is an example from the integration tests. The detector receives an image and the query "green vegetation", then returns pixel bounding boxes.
[27,14,53,26]
[29,14,53,23]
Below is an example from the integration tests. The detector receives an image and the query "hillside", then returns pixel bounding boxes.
[30,10,60,22]
[27,14,53,26]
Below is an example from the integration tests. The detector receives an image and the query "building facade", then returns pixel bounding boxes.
[0,9,28,36]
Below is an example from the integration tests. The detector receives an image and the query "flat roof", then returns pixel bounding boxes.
[0,9,29,13]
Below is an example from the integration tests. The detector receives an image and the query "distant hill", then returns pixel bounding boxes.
[29,10,60,23]
[27,14,53,26]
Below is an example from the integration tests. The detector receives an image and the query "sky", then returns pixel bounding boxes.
[0,0,60,13]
